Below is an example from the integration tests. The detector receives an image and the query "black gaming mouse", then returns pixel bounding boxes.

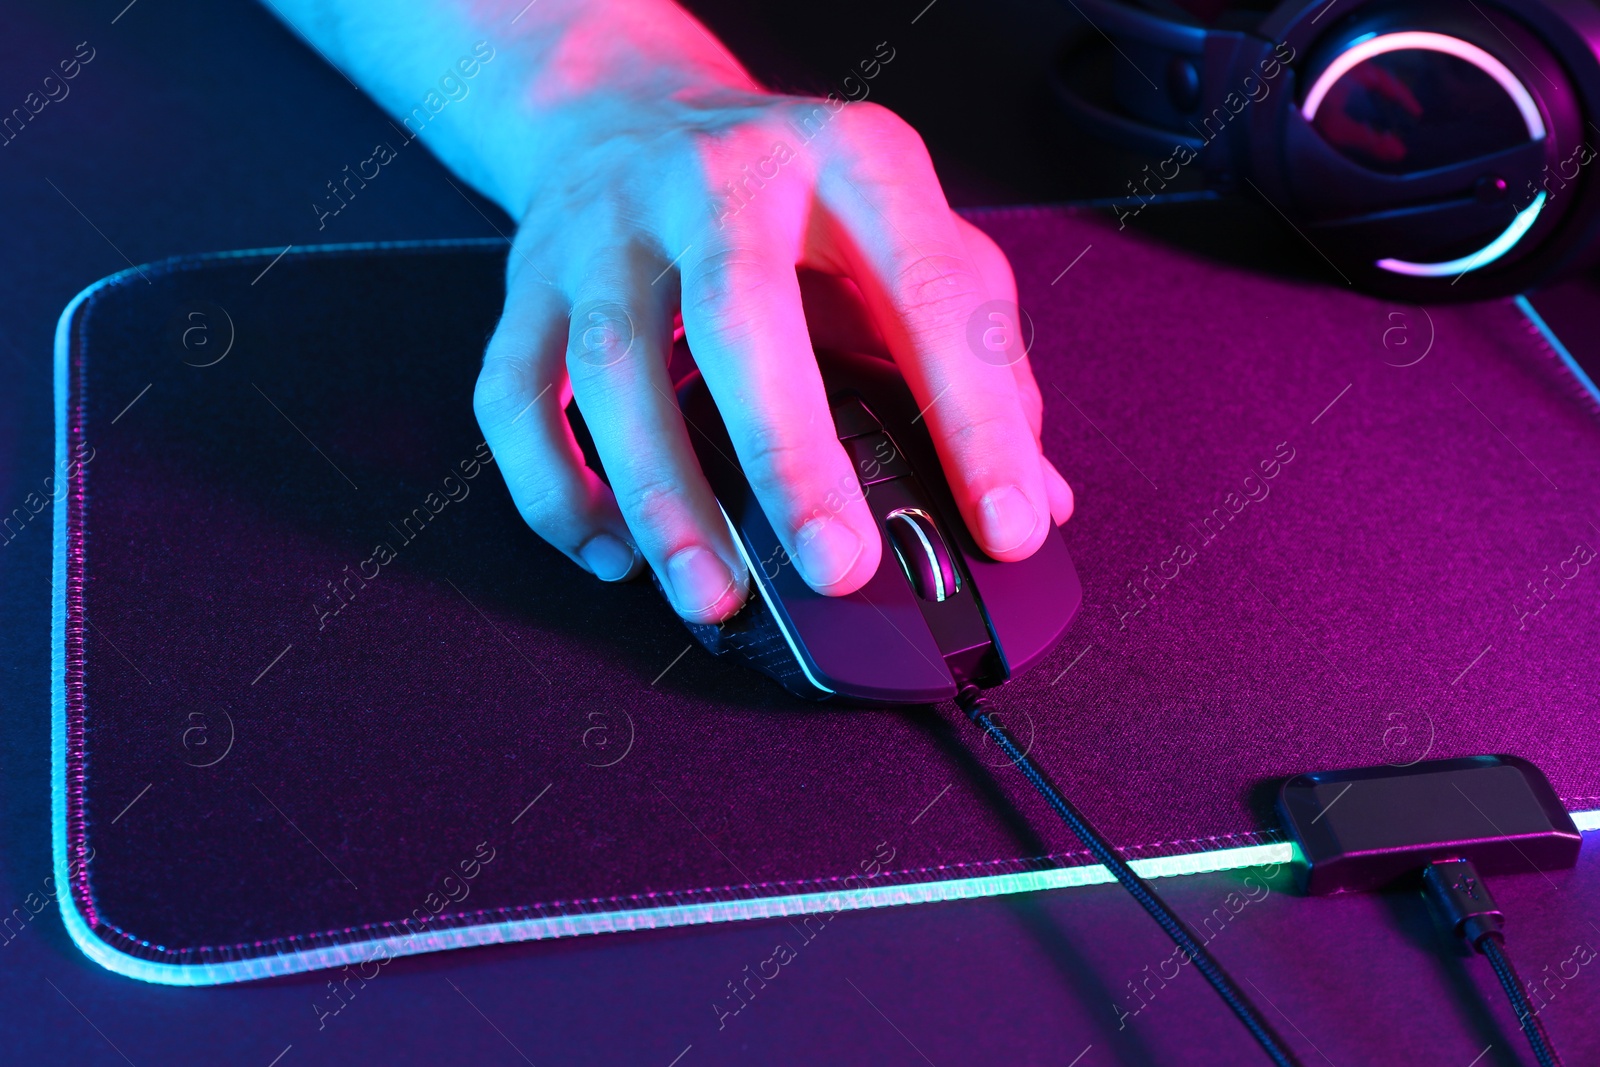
[674,347,1083,705]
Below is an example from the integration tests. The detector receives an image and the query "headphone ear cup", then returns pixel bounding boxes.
[1250,0,1600,301]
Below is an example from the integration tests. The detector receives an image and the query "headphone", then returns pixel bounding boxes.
[1051,0,1600,299]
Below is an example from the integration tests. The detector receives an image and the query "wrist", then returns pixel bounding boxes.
[269,0,767,222]
[458,1,770,219]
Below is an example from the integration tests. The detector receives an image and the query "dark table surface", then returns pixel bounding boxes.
[3,2,1596,1065]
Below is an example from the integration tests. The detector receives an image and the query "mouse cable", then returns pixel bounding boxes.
[955,685,1304,1067]
[1422,858,1563,1067]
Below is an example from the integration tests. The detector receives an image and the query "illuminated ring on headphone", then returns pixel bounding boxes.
[1299,31,1548,278]
[1376,192,1547,276]
[1301,31,1550,278]
[1301,31,1546,137]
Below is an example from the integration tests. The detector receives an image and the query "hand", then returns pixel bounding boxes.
[460,6,1074,623]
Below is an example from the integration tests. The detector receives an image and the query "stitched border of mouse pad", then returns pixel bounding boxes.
[52,231,1600,987]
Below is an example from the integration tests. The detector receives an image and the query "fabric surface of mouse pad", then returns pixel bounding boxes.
[52,208,1600,985]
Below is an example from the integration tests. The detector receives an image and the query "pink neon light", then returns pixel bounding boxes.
[1301,31,1545,141]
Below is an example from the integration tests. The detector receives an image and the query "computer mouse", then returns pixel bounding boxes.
[674,346,1083,705]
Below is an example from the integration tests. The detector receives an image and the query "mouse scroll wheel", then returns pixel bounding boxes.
[885,508,960,602]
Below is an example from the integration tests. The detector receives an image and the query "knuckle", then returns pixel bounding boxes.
[943,409,1024,458]
[1023,388,1044,431]
[473,366,527,422]
[737,431,820,502]
[570,243,635,290]
[615,470,691,533]
[505,237,559,289]
[564,301,638,372]
[683,245,785,334]
[695,120,780,166]
[893,253,983,322]
[773,96,844,146]
[961,225,1014,289]
[511,476,576,536]
[842,101,924,153]
[690,244,782,296]
[1013,367,1043,417]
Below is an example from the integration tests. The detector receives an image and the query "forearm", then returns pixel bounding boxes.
[262,0,762,217]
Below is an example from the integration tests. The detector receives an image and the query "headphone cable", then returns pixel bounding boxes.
[956,684,1304,1067]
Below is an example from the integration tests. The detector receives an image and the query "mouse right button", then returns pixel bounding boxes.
[962,525,1084,678]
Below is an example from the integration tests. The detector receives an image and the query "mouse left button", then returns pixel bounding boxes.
[829,395,882,440]
[843,432,913,485]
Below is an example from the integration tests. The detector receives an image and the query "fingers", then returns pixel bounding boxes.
[474,268,644,583]
[561,242,750,623]
[816,105,1051,560]
[796,221,1073,527]
[483,93,1072,633]
[678,218,884,596]
[950,215,1043,444]
[1042,456,1075,526]
[952,213,1073,526]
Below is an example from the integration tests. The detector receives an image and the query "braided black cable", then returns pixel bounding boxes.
[1480,936,1562,1067]
[956,685,1303,1067]
[1423,858,1565,1067]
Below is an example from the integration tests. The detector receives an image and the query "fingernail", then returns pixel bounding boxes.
[793,517,865,590]
[665,545,737,616]
[579,532,638,582]
[978,484,1040,554]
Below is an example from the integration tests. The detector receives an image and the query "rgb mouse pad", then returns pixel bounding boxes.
[52,209,1600,984]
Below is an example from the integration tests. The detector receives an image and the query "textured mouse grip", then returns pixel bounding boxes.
[652,571,827,701]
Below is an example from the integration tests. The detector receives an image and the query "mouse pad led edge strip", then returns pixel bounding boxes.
[52,217,1600,985]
